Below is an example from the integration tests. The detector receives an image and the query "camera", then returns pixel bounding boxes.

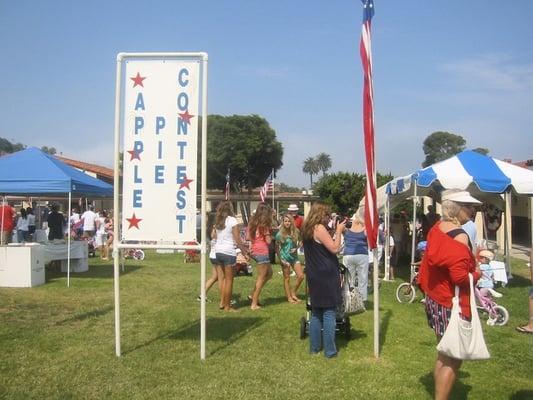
[345,219,352,229]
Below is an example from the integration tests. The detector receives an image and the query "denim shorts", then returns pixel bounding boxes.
[252,254,270,265]
[209,258,217,265]
[215,252,236,267]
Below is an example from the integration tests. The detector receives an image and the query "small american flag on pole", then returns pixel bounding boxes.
[224,168,230,200]
[259,172,273,202]
[360,0,378,250]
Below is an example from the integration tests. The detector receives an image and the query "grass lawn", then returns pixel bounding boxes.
[1,252,532,399]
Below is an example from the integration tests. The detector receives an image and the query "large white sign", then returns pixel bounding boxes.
[121,57,200,242]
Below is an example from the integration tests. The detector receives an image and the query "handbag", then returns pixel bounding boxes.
[340,268,365,315]
[436,273,490,360]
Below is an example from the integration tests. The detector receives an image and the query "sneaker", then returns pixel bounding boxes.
[488,288,503,298]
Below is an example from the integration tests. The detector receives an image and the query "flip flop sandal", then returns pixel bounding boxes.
[516,326,533,334]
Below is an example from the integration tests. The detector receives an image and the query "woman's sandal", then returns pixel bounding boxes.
[516,326,533,334]
[247,295,263,307]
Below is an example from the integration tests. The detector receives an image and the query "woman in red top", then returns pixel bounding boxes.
[247,203,273,310]
[418,189,482,400]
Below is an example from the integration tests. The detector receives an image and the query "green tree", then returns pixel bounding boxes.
[276,182,303,193]
[40,146,57,155]
[302,157,319,187]
[472,147,489,155]
[314,172,394,216]
[422,131,466,167]
[316,152,332,176]
[0,137,25,154]
[206,114,283,193]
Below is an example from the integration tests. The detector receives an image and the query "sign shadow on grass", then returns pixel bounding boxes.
[55,305,113,326]
[168,316,267,356]
[45,264,142,282]
[123,316,266,356]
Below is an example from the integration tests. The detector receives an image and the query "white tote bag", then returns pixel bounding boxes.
[436,273,490,361]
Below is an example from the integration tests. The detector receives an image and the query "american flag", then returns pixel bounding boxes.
[360,0,378,249]
[259,172,273,202]
[224,169,230,200]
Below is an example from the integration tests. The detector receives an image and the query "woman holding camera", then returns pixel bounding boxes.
[302,201,345,358]
[342,212,369,301]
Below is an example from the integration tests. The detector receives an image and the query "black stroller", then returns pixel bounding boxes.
[299,264,351,341]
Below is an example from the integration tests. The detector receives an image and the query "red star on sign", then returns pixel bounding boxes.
[178,110,194,124]
[127,147,142,161]
[130,72,146,88]
[126,213,142,229]
[179,175,194,190]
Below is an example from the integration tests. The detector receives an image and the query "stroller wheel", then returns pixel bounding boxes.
[133,249,145,261]
[344,317,351,340]
[488,305,509,326]
[300,316,307,339]
[395,283,416,303]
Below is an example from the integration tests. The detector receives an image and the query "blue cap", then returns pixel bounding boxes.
[417,241,427,251]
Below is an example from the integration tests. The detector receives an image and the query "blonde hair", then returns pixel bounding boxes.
[301,201,330,241]
[441,200,461,226]
[215,201,234,230]
[248,202,272,239]
[279,213,299,244]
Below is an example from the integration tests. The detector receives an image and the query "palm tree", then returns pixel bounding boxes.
[302,157,319,187]
[316,152,332,176]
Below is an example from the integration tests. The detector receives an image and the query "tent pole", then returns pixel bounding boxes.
[505,191,512,278]
[384,195,390,280]
[67,192,71,287]
[530,197,533,263]
[410,184,418,266]
[1,196,5,244]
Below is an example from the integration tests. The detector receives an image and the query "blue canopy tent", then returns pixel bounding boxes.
[364,151,533,278]
[0,147,113,286]
[0,147,112,197]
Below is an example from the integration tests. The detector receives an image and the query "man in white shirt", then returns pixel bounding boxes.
[81,205,98,238]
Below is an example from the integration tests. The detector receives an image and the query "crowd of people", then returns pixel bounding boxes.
[0,200,114,260]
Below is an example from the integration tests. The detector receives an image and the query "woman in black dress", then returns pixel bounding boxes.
[301,201,345,358]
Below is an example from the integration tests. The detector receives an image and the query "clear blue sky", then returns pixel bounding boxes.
[1,1,532,187]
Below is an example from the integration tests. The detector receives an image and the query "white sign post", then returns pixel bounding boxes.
[112,52,208,359]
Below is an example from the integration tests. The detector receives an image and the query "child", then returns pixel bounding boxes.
[275,214,305,303]
[477,249,502,298]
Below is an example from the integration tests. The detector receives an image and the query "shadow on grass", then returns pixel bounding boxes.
[55,305,113,325]
[505,274,532,289]
[123,316,266,356]
[419,370,472,399]
[379,309,392,349]
[45,264,141,282]
[510,390,533,399]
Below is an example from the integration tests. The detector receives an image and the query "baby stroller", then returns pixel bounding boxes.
[124,248,145,260]
[475,287,509,326]
[183,240,200,263]
[234,249,252,276]
[299,264,352,341]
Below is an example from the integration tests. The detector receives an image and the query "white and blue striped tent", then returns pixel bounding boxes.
[376,150,533,276]
[383,150,533,206]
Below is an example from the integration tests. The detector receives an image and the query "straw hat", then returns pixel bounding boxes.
[441,189,481,204]
[287,204,299,211]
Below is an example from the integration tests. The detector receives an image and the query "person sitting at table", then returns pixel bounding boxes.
[47,204,64,241]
